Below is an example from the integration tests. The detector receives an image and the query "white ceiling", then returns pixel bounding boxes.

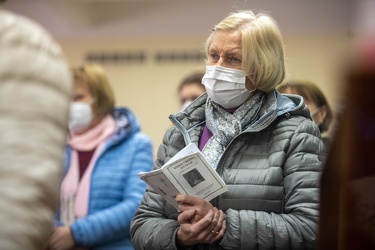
[2,0,354,39]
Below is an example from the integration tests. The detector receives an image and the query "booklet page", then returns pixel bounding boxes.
[138,143,227,208]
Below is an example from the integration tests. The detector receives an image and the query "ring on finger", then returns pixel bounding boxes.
[211,230,219,235]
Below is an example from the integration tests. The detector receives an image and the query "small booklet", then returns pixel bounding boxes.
[138,143,228,208]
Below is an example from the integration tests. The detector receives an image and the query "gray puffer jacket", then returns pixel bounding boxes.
[131,91,325,250]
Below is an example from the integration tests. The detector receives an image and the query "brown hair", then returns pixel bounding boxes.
[72,64,115,120]
[177,71,205,94]
[277,80,333,132]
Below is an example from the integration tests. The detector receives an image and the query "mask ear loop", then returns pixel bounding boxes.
[310,107,321,117]
[310,106,325,127]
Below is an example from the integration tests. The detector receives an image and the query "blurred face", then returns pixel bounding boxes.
[207,30,254,91]
[179,83,205,106]
[305,99,327,127]
[282,87,326,126]
[303,99,319,115]
[70,80,97,134]
[73,81,93,104]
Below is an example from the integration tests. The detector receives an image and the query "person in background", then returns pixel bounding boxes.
[277,80,333,149]
[178,71,206,111]
[48,64,154,250]
[0,8,72,250]
[130,10,324,250]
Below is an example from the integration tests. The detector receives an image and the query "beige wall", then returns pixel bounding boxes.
[59,32,350,151]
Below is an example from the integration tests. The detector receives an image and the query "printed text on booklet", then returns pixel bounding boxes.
[138,143,228,208]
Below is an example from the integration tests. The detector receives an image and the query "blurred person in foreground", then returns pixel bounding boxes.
[277,80,333,149]
[130,10,324,250]
[0,7,72,250]
[178,71,206,111]
[48,64,154,250]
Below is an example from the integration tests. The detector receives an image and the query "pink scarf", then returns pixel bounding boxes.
[60,115,116,226]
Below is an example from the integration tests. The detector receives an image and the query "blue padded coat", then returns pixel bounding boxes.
[58,107,153,250]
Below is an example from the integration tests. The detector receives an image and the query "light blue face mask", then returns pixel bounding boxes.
[202,65,254,109]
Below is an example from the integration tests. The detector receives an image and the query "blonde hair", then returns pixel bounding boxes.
[72,64,115,120]
[205,10,285,92]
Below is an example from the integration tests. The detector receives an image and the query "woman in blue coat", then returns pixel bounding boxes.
[48,64,153,250]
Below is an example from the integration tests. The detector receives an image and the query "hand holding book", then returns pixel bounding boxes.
[138,143,228,209]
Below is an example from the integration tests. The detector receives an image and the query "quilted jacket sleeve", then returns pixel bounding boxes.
[70,133,154,247]
[220,119,324,250]
[0,9,72,250]
[130,127,183,250]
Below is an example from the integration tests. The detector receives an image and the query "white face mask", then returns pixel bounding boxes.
[69,101,93,133]
[202,65,251,109]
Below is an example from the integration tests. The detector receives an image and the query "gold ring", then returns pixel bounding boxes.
[211,230,219,235]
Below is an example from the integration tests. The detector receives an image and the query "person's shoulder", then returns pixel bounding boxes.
[274,91,311,118]
[0,9,62,56]
[132,132,152,145]
[113,131,153,157]
[113,107,137,121]
[274,112,319,138]
[112,107,141,131]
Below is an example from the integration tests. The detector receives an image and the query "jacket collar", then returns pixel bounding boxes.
[277,93,312,119]
[107,107,140,146]
[169,90,311,143]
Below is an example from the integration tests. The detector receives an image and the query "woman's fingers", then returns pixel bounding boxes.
[190,208,223,242]
[177,209,214,246]
[210,209,224,236]
[177,207,227,245]
[206,211,226,244]
[176,194,198,205]
[176,195,214,222]
[190,208,215,232]
[178,208,196,224]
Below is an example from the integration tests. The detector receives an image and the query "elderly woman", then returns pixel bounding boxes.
[48,64,154,250]
[130,10,324,250]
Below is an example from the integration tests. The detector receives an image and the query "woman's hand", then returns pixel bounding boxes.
[176,208,226,246]
[48,226,75,250]
[176,194,214,222]
[175,195,226,246]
